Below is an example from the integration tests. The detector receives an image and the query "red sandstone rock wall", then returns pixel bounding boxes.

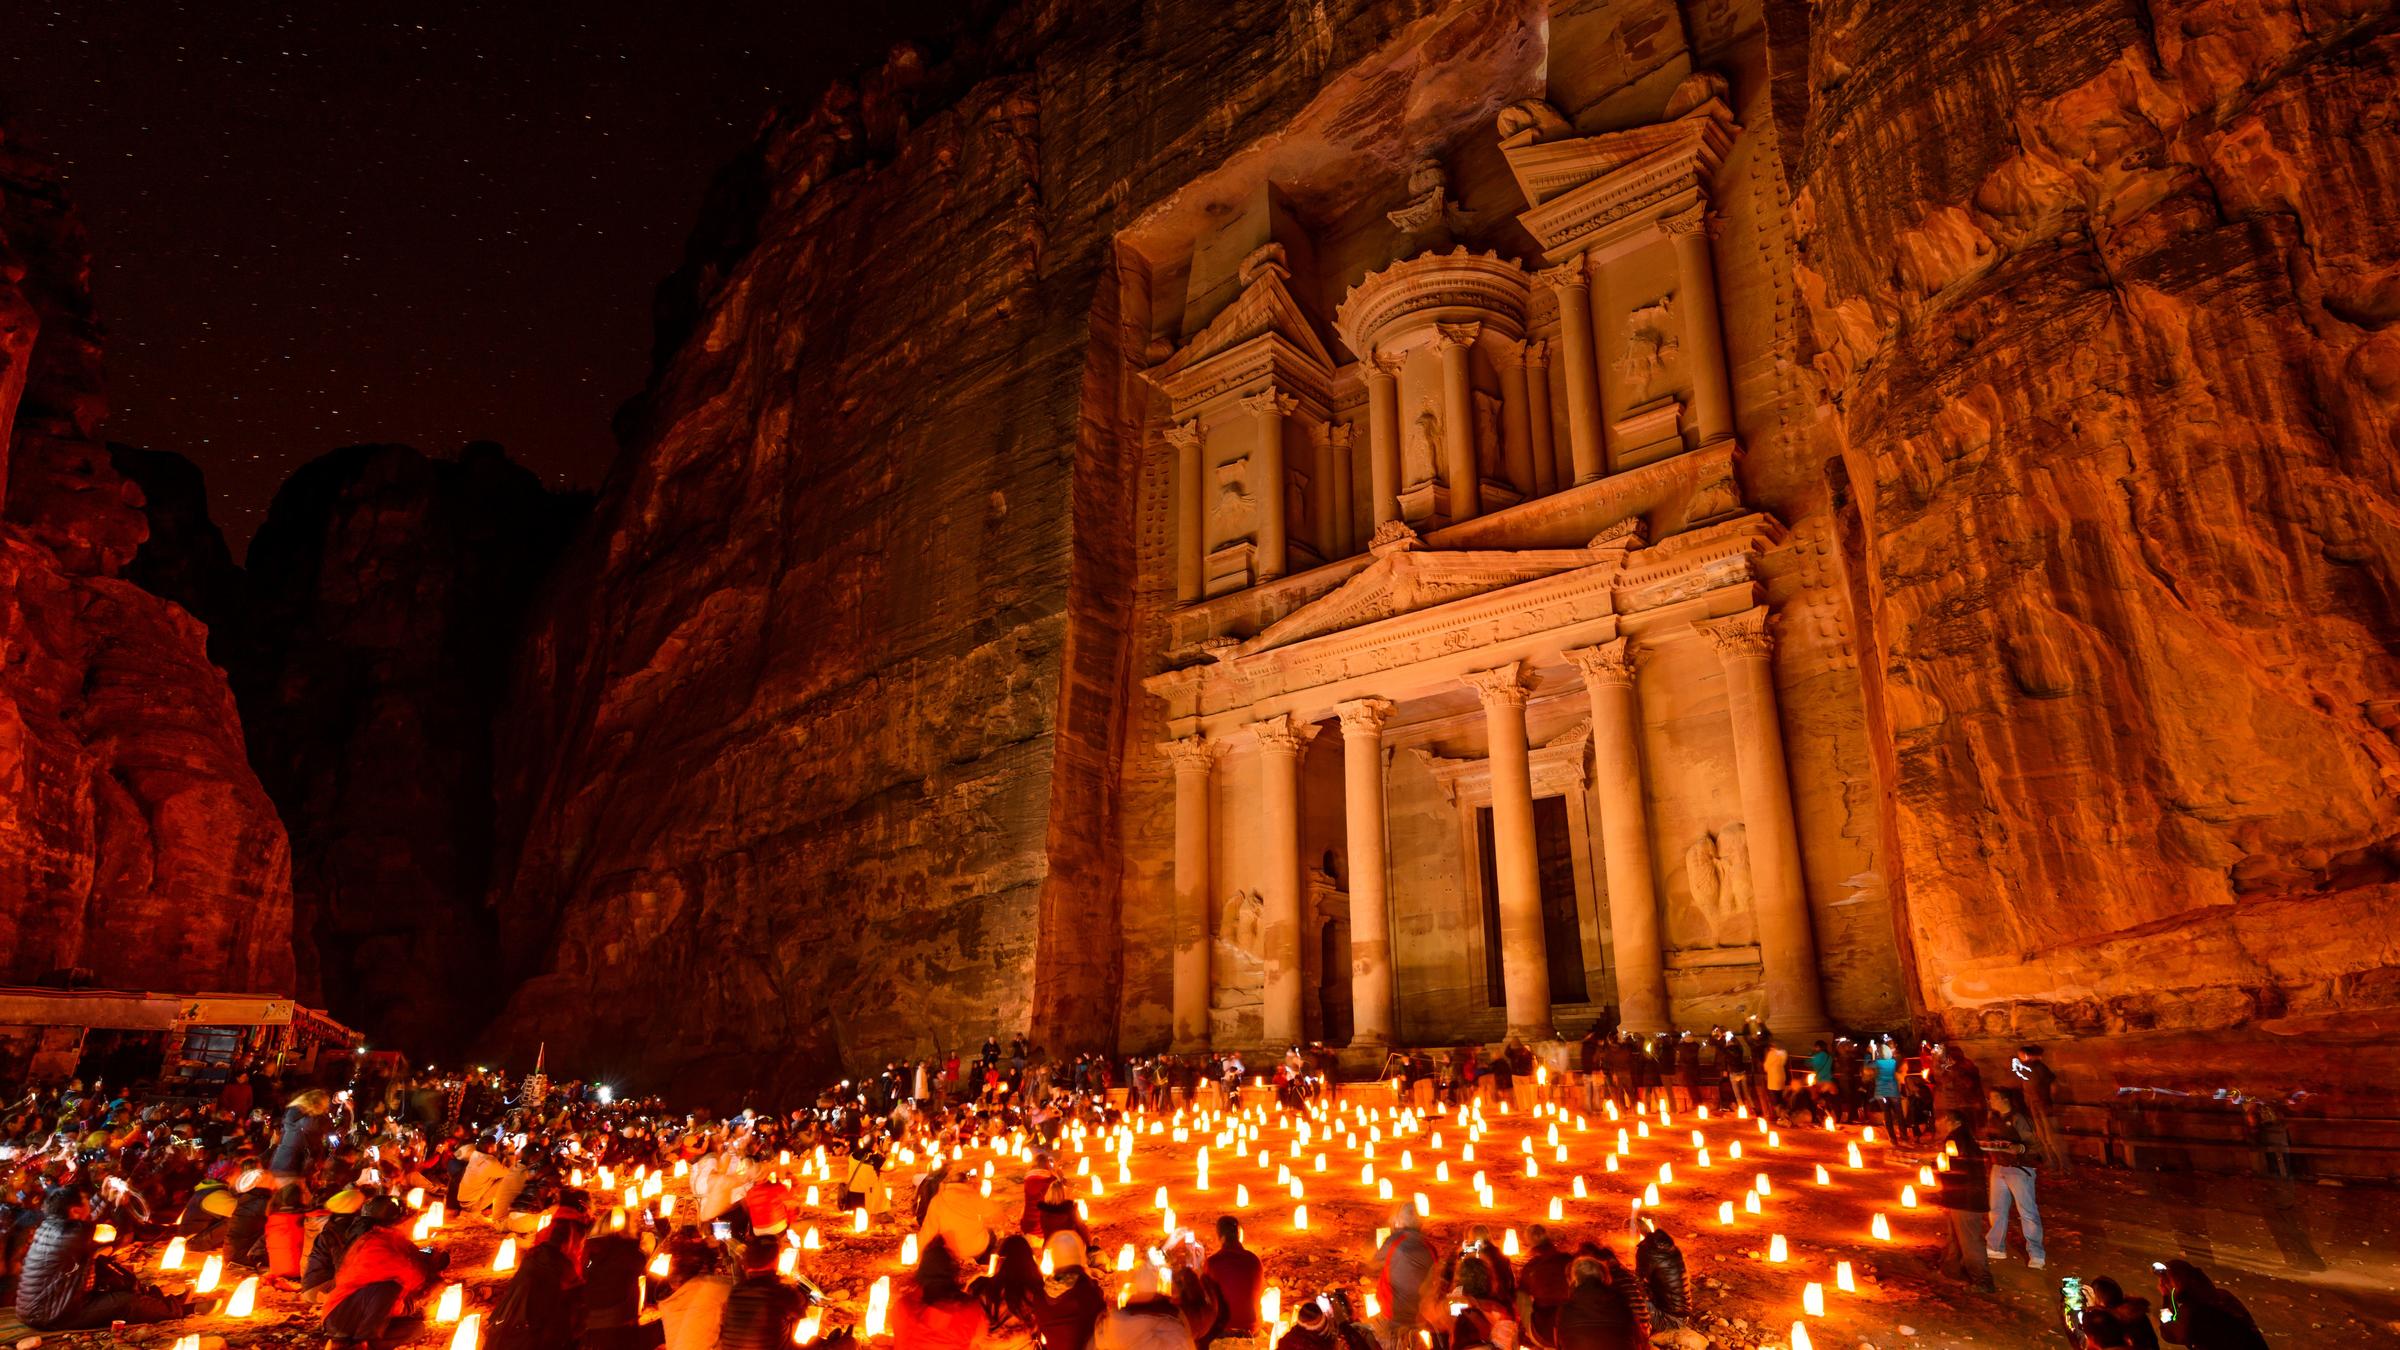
[0,131,294,996]
[1785,0,2400,1083]
[483,1,1460,1101]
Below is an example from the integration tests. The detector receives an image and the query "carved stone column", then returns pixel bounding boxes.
[1308,420,1338,563]
[1165,421,1204,604]
[1698,607,1831,1036]
[1242,387,1296,582]
[1524,340,1557,498]
[1496,340,1535,501]
[1665,208,1736,448]
[1435,323,1483,522]
[1163,735,1219,1050]
[1253,712,1318,1047]
[1564,640,1670,1033]
[1328,423,1355,558]
[1464,663,1554,1041]
[1364,353,1403,529]
[1335,697,1398,1048]
[1538,262,1605,485]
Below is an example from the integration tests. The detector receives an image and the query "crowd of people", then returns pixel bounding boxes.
[0,1029,2274,1350]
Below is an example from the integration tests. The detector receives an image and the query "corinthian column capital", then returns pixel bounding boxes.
[1434,321,1483,350]
[1697,605,1775,661]
[1535,260,1589,293]
[1368,350,1406,381]
[1240,387,1298,419]
[1563,638,1638,688]
[1250,712,1319,757]
[1161,735,1219,774]
[1461,661,1529,709]
[1334,696,1396,738]
[1660,205,1718,239]
[1161,419,1202,451]
[1520,337,1549,369]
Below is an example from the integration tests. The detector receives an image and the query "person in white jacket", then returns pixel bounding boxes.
[657,1246,735,1350]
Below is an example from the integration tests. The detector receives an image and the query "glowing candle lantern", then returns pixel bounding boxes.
[494,1238,519,1273]
[649,1252,672,1279]
[172,1336,199,1350]
[426,1201,447,1229]
[1755,1172,1772,1196]
[1413,1193,1430,1218]
[1436,1162,1450,1183]
[1155,1186,1171,1210]
[1117,1244,1137,1272]
[1717,1201,1734,1225]
[407,1187,427,1210]
[1365,1294,1381,1319]
[1572,1175,1587,1197]
[451,1314,482,1350]
[1901,1185,1918,1209]
[1767,1131,1780,1148]
[1261,1288,1281,1326]
[1768,1234,1789,1263]
[1919,1165,1936,1186]
[1379,1179,1394,1201]
[1636,1122,1649,1140]
[802,1227,822,1251]
[1871,1213,1892,1241]
[1604,1156,1619,1174]
[226,1275,259,1318]
[1501,1229,1519,1257]
[1792,1323,1815,1350]
[1847,1142,1865,1169]
[436,1283,464,1323]
[902,1234,920,1267]
[1836,1261,1856,1293]
[1696,1149,1710,1169]
[1236,1184,1250,1207]
[1524,1158,1539,1179]
[1861,1126,1877,1144]
[854,1208,871,1233]
[1548,1196,1563,1222]
[1293,1205,1308,1230]
[806,1185,821,1205]
[659,1194,676,1217]
[1815,1164,1832,1186]
[864,1278,892,1339]
[1728,1140,1743,1161]
[778,1246,799,1276]
[1803,1282,1826,1317]
[1462,1144,1476,1163]
[196,1254,224,1294]
[160,1236,187,1270]
[795,1311,822,1344]
[1936,1153,1951,1172]
[1745,1191,1762,1215]
[1400,1150,1413,1171]
[1642,1183,1660,1206]
[1289,1179,1304,1200]
[1162,1208,1177,1235]
[1658,1163,1674,1185]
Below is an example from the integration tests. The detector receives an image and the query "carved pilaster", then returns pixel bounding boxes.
[1165,420,1205,604]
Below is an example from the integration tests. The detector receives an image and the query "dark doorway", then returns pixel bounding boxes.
[1476,798,1590,1008]
[1320,918,1354,1046]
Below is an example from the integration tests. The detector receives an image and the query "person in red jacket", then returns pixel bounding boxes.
[1021,1151,1058,1235]
[743,1175,795,1237]
[264,1182,313,1290]
[321,1199,447,1348]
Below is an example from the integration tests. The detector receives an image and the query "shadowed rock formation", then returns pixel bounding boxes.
[234,442,587,1054]
[0,127,294,994]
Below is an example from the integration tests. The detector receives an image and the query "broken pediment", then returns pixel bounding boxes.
[1226,543,1624,658]
[1500,85,1739,259]
[1154,260,1336,388]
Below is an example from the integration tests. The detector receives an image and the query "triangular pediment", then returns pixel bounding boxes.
[1156,265,1335,380]
[1229,546,1620,658]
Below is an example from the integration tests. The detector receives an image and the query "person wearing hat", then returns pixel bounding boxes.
[175,1174,239,1251]
[304,1195,394,1296]
[1038,1230,1106,1350]
[1098,1263,1195,1350]
[320,1196,446,1348]
[1276,1298,1341,1350]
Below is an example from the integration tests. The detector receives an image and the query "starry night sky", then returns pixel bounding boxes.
[3,1,970,551]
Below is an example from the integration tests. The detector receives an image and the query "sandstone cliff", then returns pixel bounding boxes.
[0,129,294,995]
[234,442,586,1054]
[1785,0,2400,1096]
[482,0,1501,1101]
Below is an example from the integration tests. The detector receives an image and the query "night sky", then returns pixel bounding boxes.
[3,2,970,551]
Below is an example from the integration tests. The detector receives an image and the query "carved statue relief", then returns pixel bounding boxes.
[1473,390,1502,480]
[1211,888,1267,1012]
[1221,888,1265,955]
[1407,399,1442,486]
[1615,293,1681,396]
[1212,457,1256,531]
[1678,824,1758,950]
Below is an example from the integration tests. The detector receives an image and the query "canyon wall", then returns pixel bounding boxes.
[1785,0,2400,1099]
[481,0,1481,1102]
[0,129,294,994]
[232,442,585,1053]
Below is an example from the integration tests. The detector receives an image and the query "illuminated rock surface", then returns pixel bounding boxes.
[0,129,294,992]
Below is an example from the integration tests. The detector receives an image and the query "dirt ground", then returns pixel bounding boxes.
[24,1100,2399,1350]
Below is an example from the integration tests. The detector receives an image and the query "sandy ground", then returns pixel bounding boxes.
[30,1097,2400,1350]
